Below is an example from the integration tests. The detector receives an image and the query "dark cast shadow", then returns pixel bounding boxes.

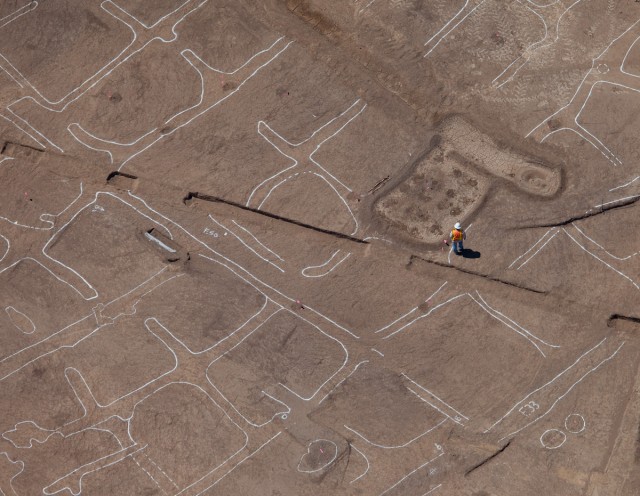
[461,248,481,259]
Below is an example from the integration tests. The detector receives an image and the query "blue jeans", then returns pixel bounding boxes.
[453,241,464,254]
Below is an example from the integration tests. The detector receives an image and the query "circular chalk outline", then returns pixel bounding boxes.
[281,413,288,420]
[597,63,610,74]
[564,413,586,434]
[296,439,338,473]
[540,429,567,450]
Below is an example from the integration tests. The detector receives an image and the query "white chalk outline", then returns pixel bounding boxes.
[424,0,470,49]
[572,81,640,166]
[508,228,556,268]
[318,360,369,405]
[112,37,292,170]
[485,337,604,433]
[131,190,364,407]
[2,421,121,451]
[447,243,454,264]
[3,0,208,109]
[4,306,36,334]
[0,58,24,87]
[168,35,287,124]
[424,0,487,58]
[564,413,586,434]
[208,214,284,273]
[69,35,289,168]
[39,379,250,496]
[43,444,148,496]
[358,0,377,14]
[0,266,178,382]
[40,191,175,301]
[0,271,250,492]
[48,182,85,221]
[201,309,296,427]
[374,305,417,334]
[423,484,443,495]
[571,222,639,261]
[345,418,447,451]
[301,250,351,278]
[609,175,640,192]
[0,451,24,496]
[621,30,640,76]
[0,113,46,150]
[0,423,126,491]
[193,431,282,496]
[593,194,640,210]
[3,106,63,152]
[206,302,348,406]
[296,439,338,473]
[383,293,466,339]
[258,171,359,236]
[529,17,640,141]
[563,228,640,290]
[0,215,50,231]
[402,373,469,425]
[151,295,271,356]
[540,125,621,167]
[349,444,370,483]
[205,329,291,427]
[496,340,624,441]
[527,18,640,166]
[67,124,157,165]
[526,0,561,6]
[0,172,83,231]
[143,451,179,490]
[2,421,50,448]
[147,382,249,496]
[0,257,95,302]
[0,1,37,29]
[54,320,178,410]
[0,233,9,263]
[115,0,193,29]
[374,281,448,334]
[46,380,248,496]
[540,428,566,449]
[493,0,585,88]
[1,1,136,106]
[383,291,557,357]
[473,291,560,354]
[277,305,350,402]
[126,190,360,340]
[247,100,366,236]
[231,220,284,262]
[132,453,163,493]
[1,0,214,156]
[378,451,445,496]
[363,235,392,244]
[249,100,365,200]
[509,229,560,270]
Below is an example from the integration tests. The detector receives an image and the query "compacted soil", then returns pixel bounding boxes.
[1,1,640,495]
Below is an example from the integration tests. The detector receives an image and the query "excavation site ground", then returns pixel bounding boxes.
[1,1,640,495]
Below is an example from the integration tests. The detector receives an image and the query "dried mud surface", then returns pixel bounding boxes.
[1,1,640,495]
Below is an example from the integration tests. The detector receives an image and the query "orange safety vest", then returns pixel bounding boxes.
[451,229,464,242]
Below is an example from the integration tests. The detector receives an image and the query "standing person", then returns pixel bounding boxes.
[450,222,466,255]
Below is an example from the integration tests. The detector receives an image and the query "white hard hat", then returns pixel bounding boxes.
[454,222,461,230]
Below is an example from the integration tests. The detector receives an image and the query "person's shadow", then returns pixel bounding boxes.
[461,248,481,259]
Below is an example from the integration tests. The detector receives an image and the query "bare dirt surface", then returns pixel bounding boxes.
[1,1,640,495]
